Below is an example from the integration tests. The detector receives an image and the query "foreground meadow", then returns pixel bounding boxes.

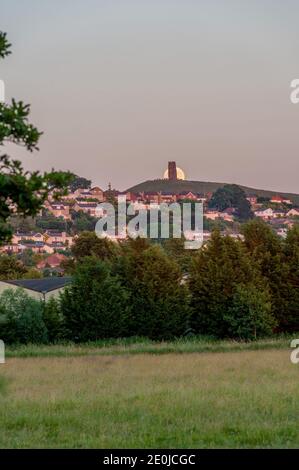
[0,343,298,448]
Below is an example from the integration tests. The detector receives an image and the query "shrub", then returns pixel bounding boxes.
[0,289,47,344]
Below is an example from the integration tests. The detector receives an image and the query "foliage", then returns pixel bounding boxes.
[43,297,65,342]
[117,242,191,339]
[71,231,119,261]
[189,230,267,337]
[0,254,27,280]
[241,219,292,331]
[209,184,253,221]
[224,284,276,340]
[60,257,130,341]
[0,289,47,344]
[69,175,91,192]
[36,210,70,231]
[71,210,97,233]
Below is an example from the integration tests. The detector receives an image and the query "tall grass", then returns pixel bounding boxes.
[5,334,297,358]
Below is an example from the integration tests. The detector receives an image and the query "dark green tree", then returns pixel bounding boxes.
[0,288,47,344]
[117,243,191,339]
[60,257,130,341]
[189,230,267,337]
[224,284,276,340]
[43,297,66,342]
[282,226,299,331]
[71,231,119,261]
[69,175,91,192]
[241,219,289,330]
[209,184,253,221]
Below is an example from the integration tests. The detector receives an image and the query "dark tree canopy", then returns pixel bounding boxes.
[69,175,92,192]
[209,184,253,221]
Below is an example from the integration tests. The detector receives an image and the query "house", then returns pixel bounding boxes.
[73,201,98,216]
[254,208,274,220]
[219,210,234,222]
[46,202,71,220]
[89,186,104,201]
[43,230,73,247]
[177,191,198,201]
[270,195,284,204]
[0,277,72,301]
[205,210,220,220]
[273,210,286,218]
[37,253,67,270]
[246,195,257,206]
[287,208,299,218]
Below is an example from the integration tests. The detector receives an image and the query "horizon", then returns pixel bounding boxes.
[1,0,299,193]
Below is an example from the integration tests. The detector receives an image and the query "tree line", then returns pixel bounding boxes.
[0,218,298,344]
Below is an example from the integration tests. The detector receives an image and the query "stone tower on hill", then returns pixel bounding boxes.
[168,161,177,181]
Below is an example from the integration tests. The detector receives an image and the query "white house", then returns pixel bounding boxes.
[254,208,274,220]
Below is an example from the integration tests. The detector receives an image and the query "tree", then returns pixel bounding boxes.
[43,297,65,342]
[282,227,299,331]
[69,175,91,193]
[71,231,119,261]
[241,219,289,330]
[0,254,27,280]
[189,230,266,337]
[0,31,72,244]
[71,210,97,233]
[162,237,195,273]
[0,288,47,344]
[209,184,253,221]
[36,210,70,232]
[224,284,276,340]
[60,257,130,341]
[117,243,191,339]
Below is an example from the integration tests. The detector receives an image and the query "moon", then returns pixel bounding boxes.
[163,167,186,180]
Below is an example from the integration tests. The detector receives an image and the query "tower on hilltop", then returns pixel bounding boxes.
[168,161,177,181]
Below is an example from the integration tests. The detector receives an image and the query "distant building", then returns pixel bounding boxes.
[270,195,284,204]
[0,277,72,301]
[37,253,67,270]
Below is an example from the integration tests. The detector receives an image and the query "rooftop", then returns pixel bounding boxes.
[2,277,72,293]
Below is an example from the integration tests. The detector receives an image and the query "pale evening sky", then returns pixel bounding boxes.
[1,0,299,192]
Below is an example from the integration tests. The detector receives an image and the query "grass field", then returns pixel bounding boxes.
[0,338,298,448]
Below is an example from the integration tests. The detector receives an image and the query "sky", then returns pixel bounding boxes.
[1,0,299,192]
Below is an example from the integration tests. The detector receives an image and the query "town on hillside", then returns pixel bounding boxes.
[1,161,299,276]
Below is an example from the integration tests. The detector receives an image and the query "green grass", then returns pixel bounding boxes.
[5,335,296,358]
[0,338,298,448]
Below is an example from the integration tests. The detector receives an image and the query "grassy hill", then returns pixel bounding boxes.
[127,179,299,205]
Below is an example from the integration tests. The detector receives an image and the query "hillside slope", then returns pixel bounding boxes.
[126,179,299,205]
